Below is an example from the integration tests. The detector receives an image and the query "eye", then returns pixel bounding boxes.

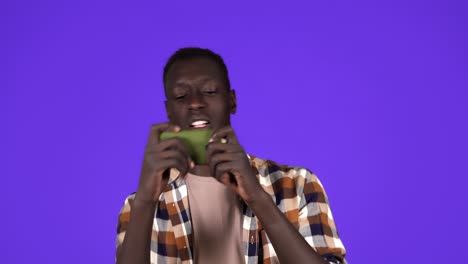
[174,95,185,100]
[202,89,217,95]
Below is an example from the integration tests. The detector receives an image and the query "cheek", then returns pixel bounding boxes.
[208,100,232,122]
[167,104,186,120]
[210,99,230,113]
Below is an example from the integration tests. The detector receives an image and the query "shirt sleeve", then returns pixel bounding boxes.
[115,193,136,262]
[296,169,347,264]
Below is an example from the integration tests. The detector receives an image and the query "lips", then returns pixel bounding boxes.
[190,120,210,128]
[189,117,211,129]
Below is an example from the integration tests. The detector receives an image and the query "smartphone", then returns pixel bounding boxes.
[160,129,214,165]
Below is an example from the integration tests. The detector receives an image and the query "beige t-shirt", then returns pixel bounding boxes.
[185,173,244,264]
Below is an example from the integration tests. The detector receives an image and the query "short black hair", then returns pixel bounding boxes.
[163,47,231,90]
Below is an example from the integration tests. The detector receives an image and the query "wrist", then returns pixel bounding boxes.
[132,195,159,210]
[245,188,271,210]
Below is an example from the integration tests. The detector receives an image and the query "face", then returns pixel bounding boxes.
[164,57,236,131]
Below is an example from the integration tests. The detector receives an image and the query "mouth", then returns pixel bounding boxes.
[190,119,211,129]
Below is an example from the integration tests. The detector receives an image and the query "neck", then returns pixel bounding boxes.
[189,165,211,176]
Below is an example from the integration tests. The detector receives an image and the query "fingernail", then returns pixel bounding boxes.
[208,138,214,143]
[220,138,227,144]
[174,126,181,132]
[190,161,195,168]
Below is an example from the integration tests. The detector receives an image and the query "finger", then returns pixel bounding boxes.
[219,173,232,186]
[208,152,240,176]
[148,122,170,145]
[157,149,183,159]
[173,157,191,177]
[155,138,191,160]
[146,139,193,171]
[206,142,243,153]
[207,153,233,176]
[162,149,195,171]
[144,148,189,170]
[213,162,238,186]
[213,160,229,181]
[157,150,188,165]
[157,157,190,178]
[168,123,181,133]
[206,143,243,165]
[210,126,239,145]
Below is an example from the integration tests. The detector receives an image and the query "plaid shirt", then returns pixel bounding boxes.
[116,155,347,263]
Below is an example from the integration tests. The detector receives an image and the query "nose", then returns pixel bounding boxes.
[188,93,206,110]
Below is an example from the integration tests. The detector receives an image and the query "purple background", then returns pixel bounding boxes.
[3,0,468,263]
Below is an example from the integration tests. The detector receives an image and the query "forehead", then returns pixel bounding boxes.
[165,57,224,88]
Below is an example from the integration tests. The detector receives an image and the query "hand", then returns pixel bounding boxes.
[206,126,265,204]
[134,122,193,205]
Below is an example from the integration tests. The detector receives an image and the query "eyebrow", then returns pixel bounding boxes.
[174,76,218,88]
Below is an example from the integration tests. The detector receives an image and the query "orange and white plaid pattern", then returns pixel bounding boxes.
[116,155,347,263]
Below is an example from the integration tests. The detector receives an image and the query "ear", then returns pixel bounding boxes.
[230,89,237,114]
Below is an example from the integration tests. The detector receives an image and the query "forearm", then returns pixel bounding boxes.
[249,191,327,264]
[117,201,157,264]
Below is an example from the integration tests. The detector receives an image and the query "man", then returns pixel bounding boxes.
[116,47,347,264]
